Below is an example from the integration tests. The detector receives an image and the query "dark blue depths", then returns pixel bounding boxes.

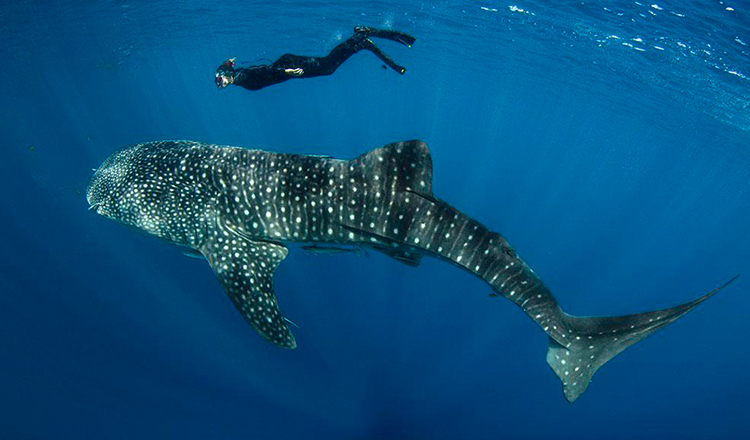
[0,1,749,439]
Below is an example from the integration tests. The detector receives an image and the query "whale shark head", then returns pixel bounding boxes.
[87,141,221,246]
[87,146,136,217]
[86,143,164,236]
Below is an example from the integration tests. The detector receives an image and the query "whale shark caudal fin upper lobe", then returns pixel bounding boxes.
[547,276,738,402]
[199,219,296,349]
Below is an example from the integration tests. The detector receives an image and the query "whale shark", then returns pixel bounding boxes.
[86,139,735,402]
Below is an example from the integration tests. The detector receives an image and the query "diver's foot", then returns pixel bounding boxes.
[354,26,416,47]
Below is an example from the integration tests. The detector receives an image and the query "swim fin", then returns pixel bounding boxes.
[355,26,416,47]
[362,38,407,74]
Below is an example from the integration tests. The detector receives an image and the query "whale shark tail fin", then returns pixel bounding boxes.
[547,276,737,402]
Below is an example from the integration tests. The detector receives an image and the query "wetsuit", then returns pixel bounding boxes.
[219,27,415,91]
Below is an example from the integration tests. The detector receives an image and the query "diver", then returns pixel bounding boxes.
[214,26,416,91]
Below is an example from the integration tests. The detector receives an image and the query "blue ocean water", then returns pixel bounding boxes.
[1,0,748,438]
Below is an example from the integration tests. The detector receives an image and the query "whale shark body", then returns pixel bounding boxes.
[86,140,734,402]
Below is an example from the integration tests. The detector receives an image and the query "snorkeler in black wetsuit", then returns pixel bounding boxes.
[214,26,416,91]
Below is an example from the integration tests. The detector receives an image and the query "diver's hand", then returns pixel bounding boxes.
[284,68,304,76]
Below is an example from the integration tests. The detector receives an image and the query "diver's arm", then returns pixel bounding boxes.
[282,67,304,76]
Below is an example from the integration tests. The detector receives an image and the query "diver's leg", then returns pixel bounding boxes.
[354,26,416,47]
[272,35,365,78]
[273,34,406,77]
[312,34,371,75]
[322,35,406,74]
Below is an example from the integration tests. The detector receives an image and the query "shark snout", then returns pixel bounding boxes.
[86,167,110,215]
[86,169,101,209]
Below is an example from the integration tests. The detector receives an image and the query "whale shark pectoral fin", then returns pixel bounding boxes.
[201,227,296,349]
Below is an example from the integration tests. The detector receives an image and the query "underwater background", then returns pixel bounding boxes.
[1,0,748,438]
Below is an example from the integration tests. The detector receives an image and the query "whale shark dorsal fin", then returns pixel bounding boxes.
[201,222,296,349]
[355,140,434,195]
